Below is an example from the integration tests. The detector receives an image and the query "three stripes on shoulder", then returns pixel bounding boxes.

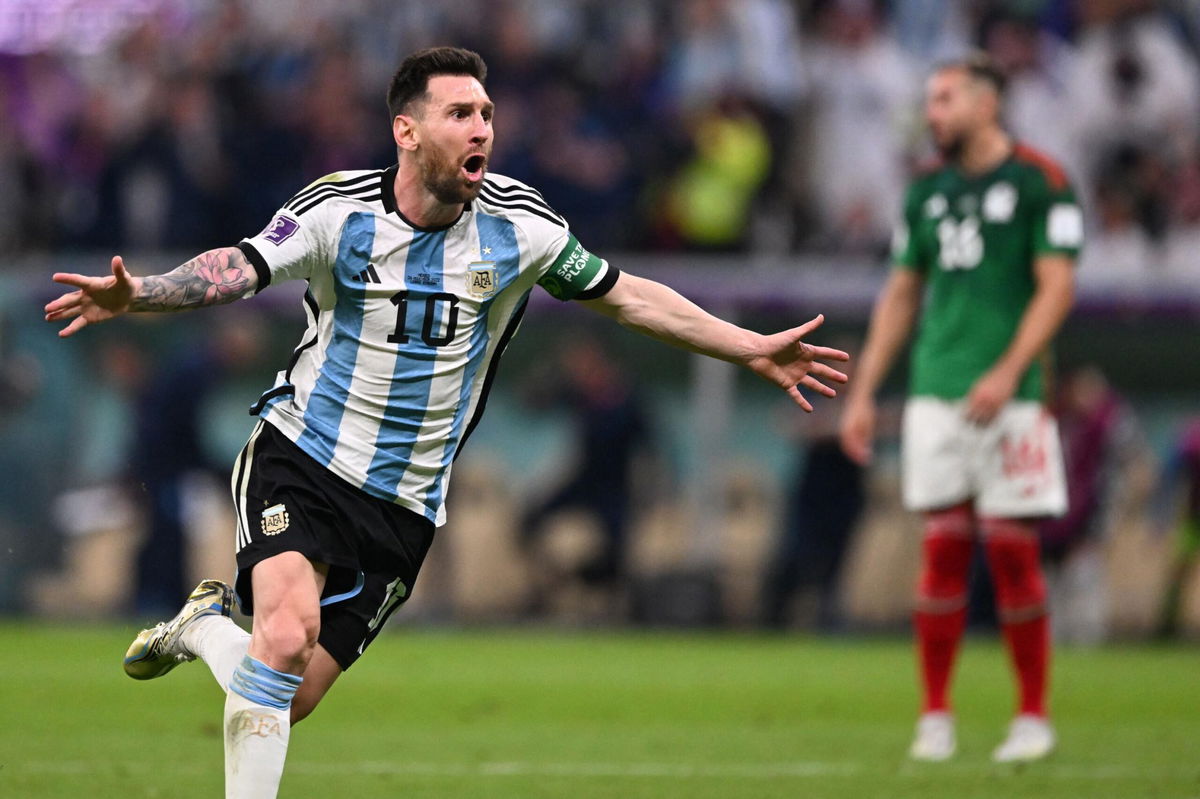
[285,172,386,216]
[282,170,567,231]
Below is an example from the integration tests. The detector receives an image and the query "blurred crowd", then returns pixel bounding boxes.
[2,0,1200,282]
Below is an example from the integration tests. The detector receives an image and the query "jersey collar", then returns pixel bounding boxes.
[381,164,471,232]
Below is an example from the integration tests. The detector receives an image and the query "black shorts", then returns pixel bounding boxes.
[231,420,435,670]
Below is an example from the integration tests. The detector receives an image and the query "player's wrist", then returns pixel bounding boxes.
[990,359,1024,384]
[844,395,874,415]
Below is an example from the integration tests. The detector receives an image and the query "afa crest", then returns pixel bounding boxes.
[467,261,497,299]
[260,503,290,536]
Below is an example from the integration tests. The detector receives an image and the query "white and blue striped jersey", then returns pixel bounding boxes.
[238,166,618,525]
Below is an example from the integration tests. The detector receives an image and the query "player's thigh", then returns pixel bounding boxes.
[902,397,973,512]
[230,421,366,617]
[248,552,328,667]
[249,552,328,620]
[975,401,1067,518]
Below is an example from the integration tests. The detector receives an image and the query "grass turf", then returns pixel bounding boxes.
[1,623,1197,798]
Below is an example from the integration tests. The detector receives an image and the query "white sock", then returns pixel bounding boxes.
[182,615,251,691]
[224,655,302,799]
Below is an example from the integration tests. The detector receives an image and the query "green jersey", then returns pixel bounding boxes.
[892,144,1082,401]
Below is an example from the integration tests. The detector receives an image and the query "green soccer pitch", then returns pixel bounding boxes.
[2,624,1196,799]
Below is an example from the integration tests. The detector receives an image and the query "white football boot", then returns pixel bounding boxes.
[123,579,234,680]
[992,714,1056,763]
[909,711,956,761]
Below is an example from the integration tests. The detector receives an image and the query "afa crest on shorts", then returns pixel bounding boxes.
[467,261,497,299]
[260,503,290,536]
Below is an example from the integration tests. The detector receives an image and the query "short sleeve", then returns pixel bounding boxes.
[1030,177,1083,259]
[239,178,341,291]
[536,233,619,302]
[893,183,929,272]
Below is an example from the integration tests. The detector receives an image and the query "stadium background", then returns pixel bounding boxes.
[3,0,1197,632]
[0,2,1199,795]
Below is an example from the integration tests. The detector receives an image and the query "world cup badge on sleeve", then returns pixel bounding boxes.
[261,215,300,246]
[260,503,290,536]
[467,261,497,299]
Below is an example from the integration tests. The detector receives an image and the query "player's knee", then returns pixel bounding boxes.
[919,544,972,601]
[254,610,320,670]
[919,506,974,598]
[981,519,1047,610]
[925,503,973,538]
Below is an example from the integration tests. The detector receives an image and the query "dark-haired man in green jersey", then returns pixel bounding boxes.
[841,54,1081,763]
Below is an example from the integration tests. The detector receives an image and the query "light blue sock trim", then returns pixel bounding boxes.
[229,655,303,710]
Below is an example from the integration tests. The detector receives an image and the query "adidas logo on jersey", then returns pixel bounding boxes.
[351,264,381,283]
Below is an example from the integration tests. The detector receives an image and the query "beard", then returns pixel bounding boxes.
[420,145,485,205]
[934,130,966,163]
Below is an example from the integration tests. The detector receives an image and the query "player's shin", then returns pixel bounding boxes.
[224,655,303,799]
[915,505,973,713]
[981,518,1049,718]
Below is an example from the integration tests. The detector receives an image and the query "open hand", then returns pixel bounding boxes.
[746,314,850,412]
[965,365,1019,425]
[839,396,876,465]
[44,256,138,337]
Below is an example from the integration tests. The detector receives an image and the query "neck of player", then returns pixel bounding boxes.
[957,127,1012,177]
[393,163,463,229]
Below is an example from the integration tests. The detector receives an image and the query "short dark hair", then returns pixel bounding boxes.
[386,47,487,119]
[935,52,1007,98]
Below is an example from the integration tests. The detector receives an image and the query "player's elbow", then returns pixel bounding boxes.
[603,275,656,329]
[1035,258,1075,304]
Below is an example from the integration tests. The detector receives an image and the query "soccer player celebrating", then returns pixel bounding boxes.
[840,54,1080,763]
[45,48,848,798]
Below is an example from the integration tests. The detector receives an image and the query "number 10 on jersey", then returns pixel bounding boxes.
[388,291,460,347]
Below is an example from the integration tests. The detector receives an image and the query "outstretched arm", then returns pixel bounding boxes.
[581,272,849,412]
[45,248,259,337]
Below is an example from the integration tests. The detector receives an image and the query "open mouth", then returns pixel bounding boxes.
[462,154,487,181]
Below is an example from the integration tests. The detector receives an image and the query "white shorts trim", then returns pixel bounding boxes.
[901,397,1067,518]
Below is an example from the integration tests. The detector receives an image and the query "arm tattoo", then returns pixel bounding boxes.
[130,248,256,311]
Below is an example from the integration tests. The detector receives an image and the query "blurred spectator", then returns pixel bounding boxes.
[130,318,263,615]
[528,78,638,248]
[662,96,772,250]
[665,0,803,114]
[797,0,919,252]
[0,310,40,423]
[980,9,1077,171]
[760,364,865,631]
[1154,418,1200,638]
[1065,0,1200,252]
[1040,365,1151,644]
[892,0,971,68]
[519,335,653,615]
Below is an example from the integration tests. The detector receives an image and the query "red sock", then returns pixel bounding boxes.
[982,518,1050,718]
[915,504,974,714]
